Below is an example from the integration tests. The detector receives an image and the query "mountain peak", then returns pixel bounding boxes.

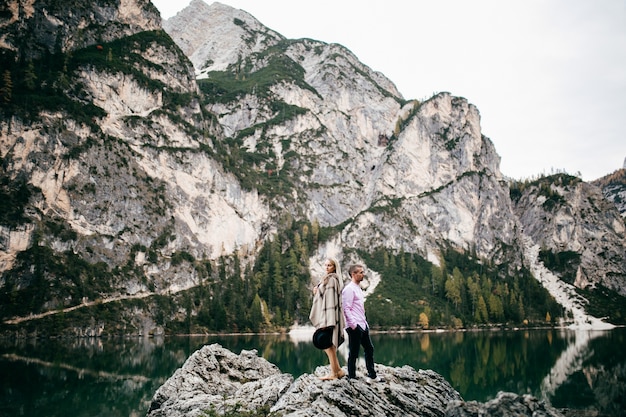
[163,0,284,74]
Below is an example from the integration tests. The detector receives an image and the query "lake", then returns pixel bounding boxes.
[1,327,625,417]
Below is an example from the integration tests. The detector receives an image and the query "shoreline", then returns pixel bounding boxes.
[2,323,621,341]
[170,322,623,339]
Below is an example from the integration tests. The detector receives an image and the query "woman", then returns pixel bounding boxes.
[309,258,346,380]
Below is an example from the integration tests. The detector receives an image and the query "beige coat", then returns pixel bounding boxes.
[309,272,345,347]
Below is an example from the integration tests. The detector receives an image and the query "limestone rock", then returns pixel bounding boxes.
[593,168,626,218]
[146,344,563,417]
[446,391,564,417]
[271,366,461,417]
[513,175,626,297]
[0,0,161,60]
[147,343,293,417]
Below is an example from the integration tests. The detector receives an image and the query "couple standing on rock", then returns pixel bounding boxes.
[309,258,384,383]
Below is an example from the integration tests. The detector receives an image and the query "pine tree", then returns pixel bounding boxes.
[54,56,71,92]
[250,294,263,332]
[517,295,525,322]
[211,298,227,331]
[467,275,480,317]
[445,268,463,309]
[399,248,407,276]
[23,60,37,90]
[311,219,319,246]
[293,232,305,264]
[475,295,488,323]
[273,260,284,305]
[260,261,272,306]
[488,293,505,322]
[1,70,12,103]
[430,264,443,296]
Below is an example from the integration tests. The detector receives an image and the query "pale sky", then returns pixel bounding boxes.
[152,0,626,181]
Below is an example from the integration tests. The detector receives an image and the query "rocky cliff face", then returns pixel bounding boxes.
[163,2,625,304]
[164,1,521,266]
[0,0,271,330]
[593,168,626,218]
[146,343,565,417]
[0,0,624,335]
[0,0,161,60]
[163,0,285,77]
[512,175,626,296]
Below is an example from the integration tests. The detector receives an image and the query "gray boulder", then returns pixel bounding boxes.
[272,366,460,416]
[446,391,565,417]
[146,344,564,417]
[147,343,293,417]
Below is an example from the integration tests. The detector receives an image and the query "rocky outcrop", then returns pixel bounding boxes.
[593,168,626,218]
[513,175,626,296]
[146,344,564,417]
[0,0,162,60]
[147,343,292,417]
[447,392,565,417]
[163,0,285,76]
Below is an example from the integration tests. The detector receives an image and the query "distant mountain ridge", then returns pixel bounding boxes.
[0,0,624,336]
[593,168,626,217]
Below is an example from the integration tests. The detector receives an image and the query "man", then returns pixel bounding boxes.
[341,264,384,383]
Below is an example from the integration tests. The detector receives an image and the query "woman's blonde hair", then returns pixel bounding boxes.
[324,257,342,282]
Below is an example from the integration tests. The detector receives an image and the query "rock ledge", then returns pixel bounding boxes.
[147,343,564,417]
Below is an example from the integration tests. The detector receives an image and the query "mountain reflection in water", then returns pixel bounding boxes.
[0,328,624,417]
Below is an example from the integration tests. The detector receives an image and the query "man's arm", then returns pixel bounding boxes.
[342,285,357,329]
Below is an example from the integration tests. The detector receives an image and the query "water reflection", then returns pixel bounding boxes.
[545,329,626,416]
[0,328,624,417]
[364,330,570,401]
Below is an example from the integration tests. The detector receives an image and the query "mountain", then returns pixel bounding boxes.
[0,0,624,337]
[164,1,514,260]
[592,168,626,218]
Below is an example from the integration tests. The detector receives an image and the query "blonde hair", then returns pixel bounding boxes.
[323,258,343,284]
[330,258,342,275]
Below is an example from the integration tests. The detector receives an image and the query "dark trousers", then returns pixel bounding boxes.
[346,325,376,378]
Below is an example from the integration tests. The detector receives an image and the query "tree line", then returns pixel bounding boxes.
[190,218,322,333]
[185,226,564,334]
[360,247,563,329]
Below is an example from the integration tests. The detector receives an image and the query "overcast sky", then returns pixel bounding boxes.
[152,0,625,181]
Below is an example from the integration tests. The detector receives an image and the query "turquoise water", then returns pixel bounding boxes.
[0,328,624,416]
